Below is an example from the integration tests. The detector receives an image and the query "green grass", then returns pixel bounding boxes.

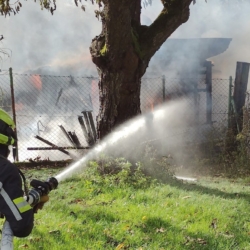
[7,164,250,250]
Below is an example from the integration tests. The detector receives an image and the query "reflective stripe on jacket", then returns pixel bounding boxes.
[0,109,15,129]
[0,182,32,220]
[0,133,15,145]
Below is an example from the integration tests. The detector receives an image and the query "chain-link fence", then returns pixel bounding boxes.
[0,70,230,161]
[141,76,229,124]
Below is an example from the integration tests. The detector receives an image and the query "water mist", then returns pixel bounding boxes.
[55,98,198,183]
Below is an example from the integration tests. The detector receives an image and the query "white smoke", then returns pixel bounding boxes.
[1,1,101,75]
[144,0,250,82]
[1,0,250,81]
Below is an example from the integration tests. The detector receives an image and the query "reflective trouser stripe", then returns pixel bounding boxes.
[13,197,32,213]
[0,184,22,221]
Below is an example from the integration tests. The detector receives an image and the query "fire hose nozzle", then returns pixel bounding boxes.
[46,177,59,192]
[27,177,58,206]
[30,177,58,195]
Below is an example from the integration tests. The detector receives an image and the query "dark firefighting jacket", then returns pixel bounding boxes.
[0,109,34,237]
[0,155,34,237]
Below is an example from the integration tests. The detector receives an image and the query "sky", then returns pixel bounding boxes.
[0,0,250,80]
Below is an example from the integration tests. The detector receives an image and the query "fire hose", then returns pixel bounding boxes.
[0,177,58,250]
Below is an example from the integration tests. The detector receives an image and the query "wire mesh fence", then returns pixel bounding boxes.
[212,78,230,126]
[0,70,230,161]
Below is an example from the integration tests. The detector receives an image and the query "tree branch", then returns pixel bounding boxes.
[139,0,193,60]
[0,0,56,16]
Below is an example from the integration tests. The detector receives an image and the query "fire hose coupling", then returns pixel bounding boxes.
[28,189,40,206]
[27,177,58,206]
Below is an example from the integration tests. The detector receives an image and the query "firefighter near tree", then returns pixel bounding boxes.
[0,108,59,250]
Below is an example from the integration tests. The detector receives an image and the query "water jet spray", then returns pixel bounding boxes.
[55,115,146,182]
[54,99,197,183]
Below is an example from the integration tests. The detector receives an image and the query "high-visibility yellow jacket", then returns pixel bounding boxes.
[0,109,16,145]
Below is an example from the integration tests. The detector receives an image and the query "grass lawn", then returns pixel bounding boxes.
[5,164,250,250]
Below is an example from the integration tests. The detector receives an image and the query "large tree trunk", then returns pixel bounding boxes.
[90,0,193,139]
[96,70,142,139]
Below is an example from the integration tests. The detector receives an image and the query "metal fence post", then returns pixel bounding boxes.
[205,61,212,124]
[228,76,233,129]
[9,67,19,161]
[162,75,165,102]
[233,61,250,132]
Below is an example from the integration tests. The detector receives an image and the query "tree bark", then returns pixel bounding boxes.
[90,0,193,139]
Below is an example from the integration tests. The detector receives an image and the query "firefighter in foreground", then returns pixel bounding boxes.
[0,108,54,238]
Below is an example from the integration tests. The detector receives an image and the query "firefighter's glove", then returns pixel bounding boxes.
[33,195,49,213]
